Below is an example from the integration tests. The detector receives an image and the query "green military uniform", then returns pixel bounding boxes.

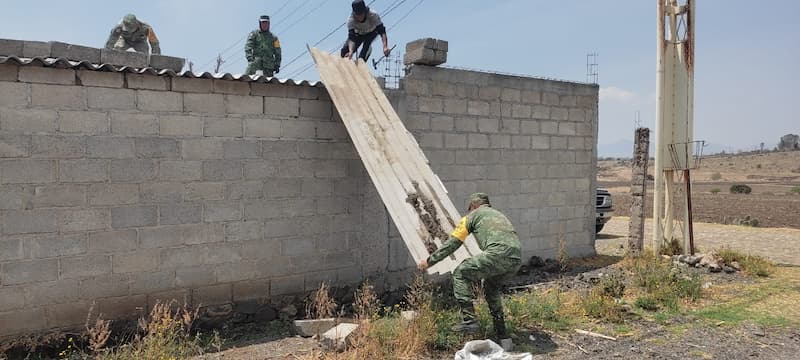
[105,14,161,55]
[427,193,522,338]
[245,15,281,76]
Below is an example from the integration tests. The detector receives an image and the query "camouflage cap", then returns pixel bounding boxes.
[259,15,270,22]
[122,14,138,31]
[467,192,490,210]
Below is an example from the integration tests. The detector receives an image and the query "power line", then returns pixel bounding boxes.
[283,0,407,76]
[388,0,425,31]
[219,0,352,74]
[280,0,334,38]
[196,0,301,72]
[287,0,418,79]
[280,0,386,74]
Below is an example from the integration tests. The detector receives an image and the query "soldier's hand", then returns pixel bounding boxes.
[275,67,280,74]
[344,51,353,59]
[417,259,429,271]
[383,46,391,57]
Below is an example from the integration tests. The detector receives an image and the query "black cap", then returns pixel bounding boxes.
[352,0,369,15]
[259,15,270,22]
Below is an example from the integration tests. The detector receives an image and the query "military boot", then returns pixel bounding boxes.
[492,310,512,350]
[451,301,479,333]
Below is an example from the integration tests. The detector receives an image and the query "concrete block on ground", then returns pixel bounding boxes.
[100,49,147,68]
[321,323,359,351]
[401,310,418,321]
[148,54,185,72]
[49,42,101,63]
[294,318,337,337]
[0,39,24,56]
[22,41,51,58]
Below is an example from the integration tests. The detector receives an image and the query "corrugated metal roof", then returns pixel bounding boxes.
[0,56,322,87]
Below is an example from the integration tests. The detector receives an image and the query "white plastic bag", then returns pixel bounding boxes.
[454,339,533,360]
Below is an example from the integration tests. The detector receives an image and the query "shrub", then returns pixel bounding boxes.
[660,238,684,256]
[717,248,776,277]
[634,296,659,311]
[628,255,702,311]
[710,172,722,180]
[791,186,800,195]
[730,184,752,194]
[599,274,626,298]
[710,188,721,194]
[580,288,625,323]
[306,282,336,320]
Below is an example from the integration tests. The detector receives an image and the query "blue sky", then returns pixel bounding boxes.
[1,0,797,154]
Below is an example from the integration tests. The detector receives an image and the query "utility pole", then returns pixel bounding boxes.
[214,54,225,74]
[654,0,696,254]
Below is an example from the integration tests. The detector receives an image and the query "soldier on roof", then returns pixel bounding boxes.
[245,15,282,77]
[105,14,161,55]
[341,0,390,61]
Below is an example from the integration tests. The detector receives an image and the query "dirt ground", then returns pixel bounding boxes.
[195,217,800,359]
[599,151,800,229]
[188,152,800,359]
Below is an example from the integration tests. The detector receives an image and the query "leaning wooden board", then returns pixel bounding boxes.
[310,48,481,275]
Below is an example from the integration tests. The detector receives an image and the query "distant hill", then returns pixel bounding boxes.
[599,139,726,159]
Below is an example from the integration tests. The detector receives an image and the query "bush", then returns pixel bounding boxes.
[733,215,760,227]
[660,238,683,256]
[730,184,752,194]
[710,188,721,194]
[791,186,800,195]
[710,172,722,180]
[717,248,776,277]
[627,255,702,311]
[599,274,626,298]
[580,288,625,323]
[634,296,660,311]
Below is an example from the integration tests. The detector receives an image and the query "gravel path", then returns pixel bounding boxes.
[597,217,800,265]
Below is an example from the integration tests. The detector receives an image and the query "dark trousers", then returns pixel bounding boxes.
[340,31,379,61]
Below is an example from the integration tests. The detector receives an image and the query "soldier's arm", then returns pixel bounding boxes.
[427,216,470,266]
[346,17,357,57]
[105,26,121,49]
[374,17,388,50]
[274,37,282,69]
[245,32,256,62]
[147,27,161,55]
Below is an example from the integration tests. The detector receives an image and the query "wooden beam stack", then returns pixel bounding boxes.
[310,48,480,275]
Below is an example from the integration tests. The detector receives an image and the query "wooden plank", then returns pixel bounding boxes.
[350,58,483,259]
[311,50,430,264]
[310,48,477,274]
[337,56,463,273]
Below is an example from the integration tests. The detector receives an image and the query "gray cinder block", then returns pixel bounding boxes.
[0,38,24,56]
[50,42,102,63]
[149,54,185,72]
[22,41,51,58]
[100,49,148,68]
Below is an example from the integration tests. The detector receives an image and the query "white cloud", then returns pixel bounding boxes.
[599,86,637,103]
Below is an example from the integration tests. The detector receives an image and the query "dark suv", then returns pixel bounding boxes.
[596,188,613,233]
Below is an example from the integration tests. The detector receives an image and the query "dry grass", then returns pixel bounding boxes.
[85,304,111,353]
[306,282,337,320]
[716,248,776,277]
[353,281,380,321]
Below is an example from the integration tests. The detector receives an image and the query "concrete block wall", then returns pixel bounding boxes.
[396,65,599,265]
[0,60,598,338]
[0,62,376,337]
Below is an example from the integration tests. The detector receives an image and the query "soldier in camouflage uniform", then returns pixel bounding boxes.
[418,193,522,342]
[245,15,281,76]
[105,14,161,55]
